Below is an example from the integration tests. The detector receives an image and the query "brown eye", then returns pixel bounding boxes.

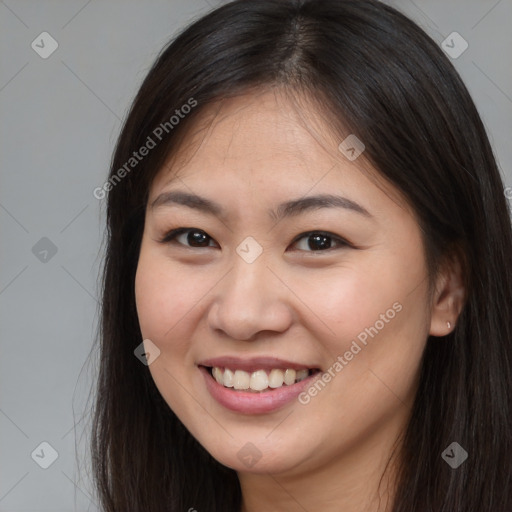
[160,228,216,248]
[291,231,350,252]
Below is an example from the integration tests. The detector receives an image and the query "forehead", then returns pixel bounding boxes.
[149,89,408,216]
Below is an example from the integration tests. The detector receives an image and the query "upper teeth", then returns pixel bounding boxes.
[211,367,310,391]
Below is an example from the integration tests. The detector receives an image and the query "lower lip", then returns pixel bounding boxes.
[200,366,318,415]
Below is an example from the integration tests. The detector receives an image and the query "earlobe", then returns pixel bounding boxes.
[429,251,466,337]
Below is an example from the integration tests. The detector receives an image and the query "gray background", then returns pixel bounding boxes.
[1,0,511,510]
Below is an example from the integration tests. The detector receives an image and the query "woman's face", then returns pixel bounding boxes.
[135,90,432,477]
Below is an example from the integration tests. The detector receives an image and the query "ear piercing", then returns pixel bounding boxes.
[446,321,452,329]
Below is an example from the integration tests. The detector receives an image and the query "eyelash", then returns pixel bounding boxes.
[158,227,352,253]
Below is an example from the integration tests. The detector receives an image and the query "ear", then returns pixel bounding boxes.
[429,249,466,337]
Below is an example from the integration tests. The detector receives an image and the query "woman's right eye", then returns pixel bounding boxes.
[159,228,217,248]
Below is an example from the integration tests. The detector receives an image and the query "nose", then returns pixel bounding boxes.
[207,255,294,341]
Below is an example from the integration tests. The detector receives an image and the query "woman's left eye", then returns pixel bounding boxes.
[159,228,350,252]
[291,231,350,252]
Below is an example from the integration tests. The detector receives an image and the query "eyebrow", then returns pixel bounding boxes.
[150,190,372,221]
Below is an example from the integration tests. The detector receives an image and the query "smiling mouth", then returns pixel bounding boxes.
[203,366,321,393]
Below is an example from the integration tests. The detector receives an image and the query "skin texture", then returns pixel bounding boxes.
[134,89,465,511]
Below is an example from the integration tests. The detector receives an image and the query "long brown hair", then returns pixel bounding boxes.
[90,1,512,510]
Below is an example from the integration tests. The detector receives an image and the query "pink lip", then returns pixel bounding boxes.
[199,366,319,415]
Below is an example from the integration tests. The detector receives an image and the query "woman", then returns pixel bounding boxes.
[90,0,512,510]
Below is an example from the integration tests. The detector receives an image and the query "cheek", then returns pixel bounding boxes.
[134,249,201,413]
[134,249,196,352]
[297,241,429,378]
[295,257,414,340]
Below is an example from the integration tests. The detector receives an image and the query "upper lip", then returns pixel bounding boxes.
[198,356,318,373]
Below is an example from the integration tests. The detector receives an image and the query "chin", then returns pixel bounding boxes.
[198,434,311,475]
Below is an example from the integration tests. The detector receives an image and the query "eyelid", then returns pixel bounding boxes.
[158,227,217,247]
[289,230,351,251]
[158,227,353,251]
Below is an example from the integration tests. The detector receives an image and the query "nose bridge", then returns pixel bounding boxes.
[208,246,291,340]
[231,256,265,300]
